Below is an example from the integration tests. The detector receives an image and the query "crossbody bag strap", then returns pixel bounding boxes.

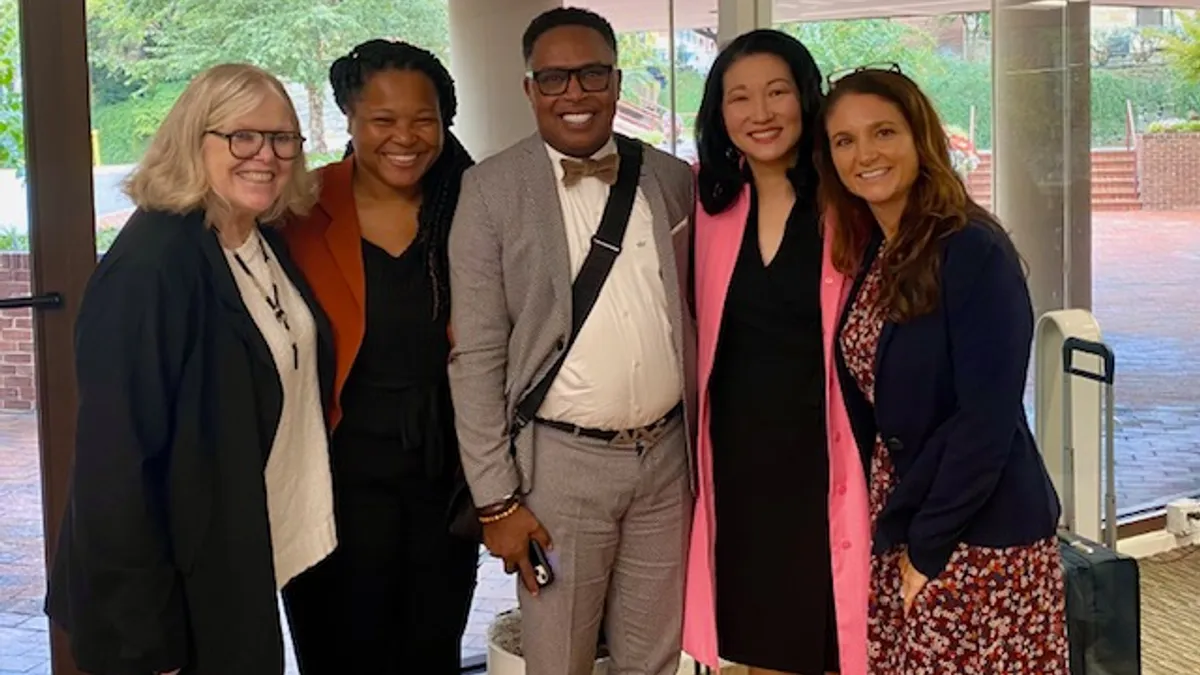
[511,135,645,437]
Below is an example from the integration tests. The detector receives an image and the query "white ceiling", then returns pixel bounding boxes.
[588,0,1200,31]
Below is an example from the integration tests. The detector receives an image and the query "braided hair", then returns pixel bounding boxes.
[328,39,474,319]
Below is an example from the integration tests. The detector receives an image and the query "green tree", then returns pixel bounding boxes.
[87,0,450,151]
[618,32,666,109]
[1162,11,1200,82]
[780,18,944,81]
[778,18,992,145]
[618,32,661,72]
[944,12,991,62]
[0,0,24,174]
[616,31,714,115]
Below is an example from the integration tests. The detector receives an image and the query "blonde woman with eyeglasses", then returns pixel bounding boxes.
[46,63,337,675]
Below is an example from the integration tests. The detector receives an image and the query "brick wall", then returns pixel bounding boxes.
[0,253,36,411]
[1137,132,1200,210]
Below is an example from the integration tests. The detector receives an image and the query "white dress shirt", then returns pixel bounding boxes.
[537,139,683,430]
[223,232,336,590]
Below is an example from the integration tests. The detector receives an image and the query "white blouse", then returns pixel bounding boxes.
[222,230,336,590]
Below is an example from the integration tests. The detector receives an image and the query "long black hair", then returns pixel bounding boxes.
[328,38,473,318]
[694,29,825,215]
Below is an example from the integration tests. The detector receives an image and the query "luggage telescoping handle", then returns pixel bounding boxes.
[1060,337,1117,549]
[1063,337,1116,385]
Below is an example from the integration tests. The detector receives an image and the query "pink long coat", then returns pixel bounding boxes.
[681,183,872,675]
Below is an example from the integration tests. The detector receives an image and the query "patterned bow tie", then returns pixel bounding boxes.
[560,153,619,187]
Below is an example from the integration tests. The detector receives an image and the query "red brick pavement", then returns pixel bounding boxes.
[0,211,1197,673]
[0,414,50,674]
[1092,211,1200,511]
[1093,210,1200,403]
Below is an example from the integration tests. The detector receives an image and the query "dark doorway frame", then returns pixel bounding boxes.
[18,0,96,673]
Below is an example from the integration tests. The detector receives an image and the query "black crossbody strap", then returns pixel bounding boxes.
[511,135,645,436]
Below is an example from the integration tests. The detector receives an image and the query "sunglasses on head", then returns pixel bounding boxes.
[825,61,904,89]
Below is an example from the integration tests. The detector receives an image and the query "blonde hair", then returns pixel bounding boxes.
[123,63,316,225]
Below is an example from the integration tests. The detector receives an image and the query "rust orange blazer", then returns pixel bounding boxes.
[281,158,367,429]
[284,158,456,428]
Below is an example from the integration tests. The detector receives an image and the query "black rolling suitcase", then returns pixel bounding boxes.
[1058,337,1142,675]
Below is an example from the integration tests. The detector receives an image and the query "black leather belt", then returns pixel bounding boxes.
[536,402,683,446]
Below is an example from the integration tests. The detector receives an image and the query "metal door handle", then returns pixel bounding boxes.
[0,292,63,310]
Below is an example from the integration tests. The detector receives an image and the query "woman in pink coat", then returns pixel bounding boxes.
[681,29,871,675]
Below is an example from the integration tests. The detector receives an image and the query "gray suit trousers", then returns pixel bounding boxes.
[519,418,692,675]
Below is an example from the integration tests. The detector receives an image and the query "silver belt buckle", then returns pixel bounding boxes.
[611,415,669,448]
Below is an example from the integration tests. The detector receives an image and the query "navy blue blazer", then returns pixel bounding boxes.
[836,220,1061,579]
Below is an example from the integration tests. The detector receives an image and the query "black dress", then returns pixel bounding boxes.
[283,239,478,674]
[708,193,839,674]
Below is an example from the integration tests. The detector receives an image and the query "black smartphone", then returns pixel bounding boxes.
[528,539,555,588]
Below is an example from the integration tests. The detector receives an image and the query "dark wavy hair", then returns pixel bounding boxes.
[328,39,474,318]
[695,29,825,215]
[816,68,1001,322]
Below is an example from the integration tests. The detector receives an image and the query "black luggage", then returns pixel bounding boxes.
[1058,337,1142,675]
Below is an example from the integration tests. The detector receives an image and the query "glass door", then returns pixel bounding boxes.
[0,0,54,672]
[4,0,96,674]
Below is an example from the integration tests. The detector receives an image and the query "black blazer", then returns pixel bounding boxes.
[46,209,334,675]
[836,220,1061,580]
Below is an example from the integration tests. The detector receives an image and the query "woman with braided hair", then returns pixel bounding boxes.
[280,39,477,673]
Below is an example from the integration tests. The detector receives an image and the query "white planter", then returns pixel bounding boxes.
[487,609,611,674]
[678,658,750,674]
[485,609,749,675]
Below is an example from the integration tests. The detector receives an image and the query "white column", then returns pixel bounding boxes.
[717,0,772,46]
[991,0,1092,317]
[994,0,1100,539]
[448,0,562,159]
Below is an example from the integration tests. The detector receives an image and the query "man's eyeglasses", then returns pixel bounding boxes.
[206,129,305,160]
[826,62,904,89]
[528,64,615,96]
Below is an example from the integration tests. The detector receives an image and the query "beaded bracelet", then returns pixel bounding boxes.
[478,500,520,524]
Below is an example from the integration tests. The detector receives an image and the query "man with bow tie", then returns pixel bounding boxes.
[447,7,696,675]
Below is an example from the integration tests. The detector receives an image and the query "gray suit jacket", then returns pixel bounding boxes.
[448,133,697,507]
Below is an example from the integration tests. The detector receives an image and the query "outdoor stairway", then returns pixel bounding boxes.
[1092,149,1142,211]
[966,149,1141,211]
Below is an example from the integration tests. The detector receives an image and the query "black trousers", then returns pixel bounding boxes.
[282,436,478,675]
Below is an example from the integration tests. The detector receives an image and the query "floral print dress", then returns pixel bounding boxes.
[839,254,1069,675]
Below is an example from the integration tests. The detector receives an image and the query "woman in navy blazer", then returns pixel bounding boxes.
[815,65,1069,674]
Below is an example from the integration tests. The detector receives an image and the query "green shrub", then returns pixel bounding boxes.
[96,226,120,253]
[921,61,1200,150]
[1146,118,1200,133]
[0,227,26,252]
[307,151,342,170]
[660,67,705,116]
[0,225,120,253]
[1092,66,1200,145]
[0,0,23,174]
[923,60,993,149]
[91,81,187,165]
